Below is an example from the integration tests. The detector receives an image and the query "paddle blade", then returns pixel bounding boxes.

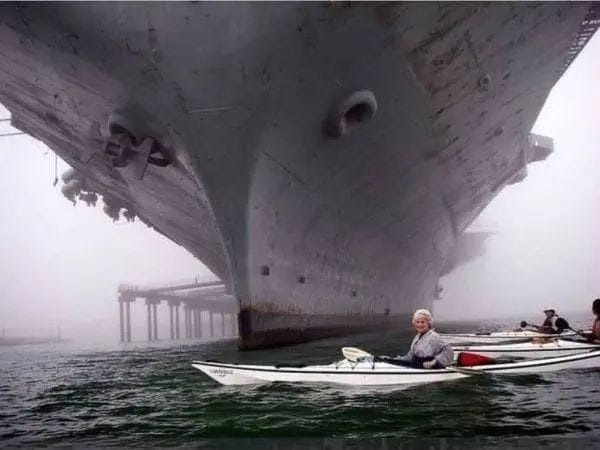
[457,352,496,367]
[342,347,372,362]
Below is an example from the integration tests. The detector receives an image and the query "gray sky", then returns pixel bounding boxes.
[0,110,213,339]
[1,32,599,340]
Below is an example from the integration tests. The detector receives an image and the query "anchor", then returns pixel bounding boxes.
[83,113,172,180]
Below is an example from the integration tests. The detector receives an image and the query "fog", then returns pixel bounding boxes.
[0,110,213,340]
[437,32,600,321]
[1,33,599,342]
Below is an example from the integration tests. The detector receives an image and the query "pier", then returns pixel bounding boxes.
[117,277,238,342]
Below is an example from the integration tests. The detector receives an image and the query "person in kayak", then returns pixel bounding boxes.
[588,298,600,343]
[538,307,559,333]
[520,308,569,335]
[538,308,558,333]
[395,309,453,369]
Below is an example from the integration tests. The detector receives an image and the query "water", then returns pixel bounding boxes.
[1,318,599,445]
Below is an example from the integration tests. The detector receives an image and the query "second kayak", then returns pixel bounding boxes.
[453,339,599,359]
[439,329,580,345]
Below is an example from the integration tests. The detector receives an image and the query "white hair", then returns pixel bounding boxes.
[413,308,433,323]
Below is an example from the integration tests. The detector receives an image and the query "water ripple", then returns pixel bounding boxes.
[1,324,599,444]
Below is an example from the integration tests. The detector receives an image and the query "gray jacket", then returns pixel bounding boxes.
[396,329,454,367]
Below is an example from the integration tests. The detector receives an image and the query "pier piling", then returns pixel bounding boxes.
[175,303,180,339]
[146,301,152,341]
[152,303,158,341]
[119,298,125,342]
[125,300,131,342]
[117,278,237,342]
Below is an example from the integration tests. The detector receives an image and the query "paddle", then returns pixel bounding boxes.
[521,319,589,340]
[341,347,483,375]
[520,320,537,329]
[555,318,591,341]
[341,347,372,363]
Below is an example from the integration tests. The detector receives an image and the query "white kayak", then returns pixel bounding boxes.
[192,350,600,386]
[453,339,600,360]
[440,329,580,345]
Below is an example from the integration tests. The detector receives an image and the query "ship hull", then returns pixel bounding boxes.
[0,4,595,348]
[238,309,408,350]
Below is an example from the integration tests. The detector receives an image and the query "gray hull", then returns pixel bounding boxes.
[0,4,597,348]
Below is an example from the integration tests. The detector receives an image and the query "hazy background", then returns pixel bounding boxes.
[0,111,213,341]
[0,33,598,342]
[437,32,600,321]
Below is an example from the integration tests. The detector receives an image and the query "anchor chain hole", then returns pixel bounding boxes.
[326,89,377,138]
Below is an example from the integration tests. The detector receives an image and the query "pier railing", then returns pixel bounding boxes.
[118,274,222,295]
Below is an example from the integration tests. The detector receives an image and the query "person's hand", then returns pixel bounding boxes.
[422,360,437,369]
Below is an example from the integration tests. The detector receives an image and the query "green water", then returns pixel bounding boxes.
[0,318,598,445]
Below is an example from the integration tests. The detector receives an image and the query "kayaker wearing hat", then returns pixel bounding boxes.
[539,307,559,333]
[395,309,453,369]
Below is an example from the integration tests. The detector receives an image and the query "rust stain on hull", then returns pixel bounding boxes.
[238,307,407,350]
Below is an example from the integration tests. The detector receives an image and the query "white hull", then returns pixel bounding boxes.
[453,339,599,360]
[192,350,600,386]
[440,330,579,345]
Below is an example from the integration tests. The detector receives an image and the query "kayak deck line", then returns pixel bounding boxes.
[462,349,600,372]
[193,349,600,376]
[454,346,599,353]
[454,339,599,353]
[438,330,590,345]
[192,360,450,375]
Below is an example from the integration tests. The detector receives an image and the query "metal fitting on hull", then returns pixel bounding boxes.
[326,90,378,138]
[84,113,173,179]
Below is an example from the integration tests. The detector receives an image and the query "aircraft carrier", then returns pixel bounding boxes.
[0,3,598,349]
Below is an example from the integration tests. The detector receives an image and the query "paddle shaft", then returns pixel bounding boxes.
[342,346,480,374]
[521,320,591,341]
[567,326,593,341]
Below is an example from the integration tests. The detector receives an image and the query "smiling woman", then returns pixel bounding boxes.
[392,309,454,369]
